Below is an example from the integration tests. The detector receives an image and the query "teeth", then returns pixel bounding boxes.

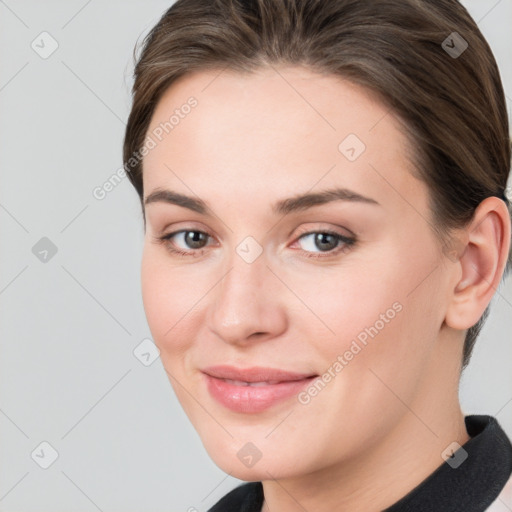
[223,378,280,386]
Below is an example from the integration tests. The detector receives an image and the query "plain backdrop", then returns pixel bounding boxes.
[0,1,511,511]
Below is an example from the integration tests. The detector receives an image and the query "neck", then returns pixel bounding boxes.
[261,332,470,512]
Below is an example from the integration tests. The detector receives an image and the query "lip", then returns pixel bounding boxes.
[202,365,318,413]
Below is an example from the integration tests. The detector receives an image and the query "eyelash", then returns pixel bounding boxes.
[154,228,356,260]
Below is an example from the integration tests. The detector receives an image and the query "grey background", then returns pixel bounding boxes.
[0,1,511,511]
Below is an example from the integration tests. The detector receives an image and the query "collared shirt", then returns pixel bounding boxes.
[207,415,512,511]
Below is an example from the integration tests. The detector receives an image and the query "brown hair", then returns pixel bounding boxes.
[123,0,512,368]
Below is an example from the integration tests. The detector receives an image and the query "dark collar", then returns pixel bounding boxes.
[208,415,512,512]
[383,415,512,511]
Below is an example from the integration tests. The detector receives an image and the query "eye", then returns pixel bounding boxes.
[153,227,356,259]
[293,230,356,258]
[155,229,212,257]
[172,230,209,249]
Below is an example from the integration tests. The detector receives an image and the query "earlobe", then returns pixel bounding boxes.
[445,197,511,331]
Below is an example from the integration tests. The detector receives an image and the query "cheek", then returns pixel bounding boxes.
[301,242,441,376]
[140,246,203,417]
[286,254,441,456]
[140,246,197,358]
[285,254,403,351]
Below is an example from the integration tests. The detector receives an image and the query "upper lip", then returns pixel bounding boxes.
[202,365,317,383]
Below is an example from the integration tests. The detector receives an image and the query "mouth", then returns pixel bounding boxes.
[201,365,318,413]
[219,379,284,386]
[201,364,317,382]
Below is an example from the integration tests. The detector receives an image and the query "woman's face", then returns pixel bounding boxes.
[140,66,457,480]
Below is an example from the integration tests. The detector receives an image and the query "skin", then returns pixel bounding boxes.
[139,66,510,511]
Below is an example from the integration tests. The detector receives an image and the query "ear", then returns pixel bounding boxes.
[444,197,511,330]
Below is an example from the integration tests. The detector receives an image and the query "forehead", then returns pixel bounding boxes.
[142,66,423,214]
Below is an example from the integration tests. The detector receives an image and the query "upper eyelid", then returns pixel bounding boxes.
[163,225,352,237]
[160,219,355,236]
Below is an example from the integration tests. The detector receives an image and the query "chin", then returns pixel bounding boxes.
[202,435,300,481]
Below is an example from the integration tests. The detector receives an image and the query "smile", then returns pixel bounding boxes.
[202,366,318,413]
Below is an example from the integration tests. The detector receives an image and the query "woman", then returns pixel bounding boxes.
[123,0,512,510]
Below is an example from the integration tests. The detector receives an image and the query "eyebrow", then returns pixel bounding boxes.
[144,187,380,216]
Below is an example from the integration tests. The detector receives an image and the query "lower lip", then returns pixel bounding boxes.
[204,373,317,413]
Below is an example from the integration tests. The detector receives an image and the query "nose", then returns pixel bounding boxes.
[207,249,287,346]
